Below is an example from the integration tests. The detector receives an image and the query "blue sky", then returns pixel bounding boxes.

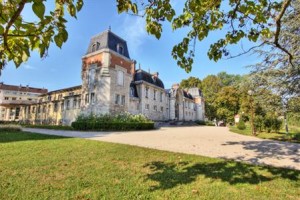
[0,1,259,91]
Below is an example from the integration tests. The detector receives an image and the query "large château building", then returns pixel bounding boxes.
[0,30,205,125]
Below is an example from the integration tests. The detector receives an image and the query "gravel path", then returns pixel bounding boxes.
[23,126,300,170]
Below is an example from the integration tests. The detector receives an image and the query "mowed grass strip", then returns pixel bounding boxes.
[0,131,299,200]
[230,125,300,143]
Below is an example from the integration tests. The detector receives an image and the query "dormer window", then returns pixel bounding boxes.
[92,42,100,52]
[117,44,124,55]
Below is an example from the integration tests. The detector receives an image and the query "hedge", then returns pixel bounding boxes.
[23,124,74,130]
[71,121,155,131]
[0,124,22,132]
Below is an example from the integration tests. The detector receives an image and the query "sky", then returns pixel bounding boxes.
[0,1,259,91]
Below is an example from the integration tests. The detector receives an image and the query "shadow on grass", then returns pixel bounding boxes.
[144,160,300,191]
[0,131,69,143]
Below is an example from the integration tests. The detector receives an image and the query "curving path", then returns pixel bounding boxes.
[23,126,300,170]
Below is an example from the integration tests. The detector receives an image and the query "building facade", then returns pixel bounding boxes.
[1,30,205,125]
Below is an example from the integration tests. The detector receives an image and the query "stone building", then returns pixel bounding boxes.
[0,83,47,121]
[3,30,205,125]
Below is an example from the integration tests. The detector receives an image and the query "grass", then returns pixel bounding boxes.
[230,124,300,143]
[1,131,300,200]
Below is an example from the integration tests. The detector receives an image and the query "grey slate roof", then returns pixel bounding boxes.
[134,70,165,89]
[86,30,130,59]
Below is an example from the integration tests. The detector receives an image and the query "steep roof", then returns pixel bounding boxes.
[134,70,165,89]
[0,83,47,94]
[86,30,130,59]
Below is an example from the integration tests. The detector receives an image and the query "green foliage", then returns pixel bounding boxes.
[0,0,84,71]
[195,120,206,125]
[180,76,202,89]
[263,116,282,133]
[72,112,154,131]
[117,0,290,72]
[23,124,74,130]
[237,120,246,130]
[0,124,21,132]
[72,121,154,131]
[254,115,264,132]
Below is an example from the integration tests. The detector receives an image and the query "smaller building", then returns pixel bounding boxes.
[0,82,47,121]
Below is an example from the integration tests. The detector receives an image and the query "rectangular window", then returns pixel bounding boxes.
[154,90,156,100]
[12,97,16,100]
[121,95,125,106]
[145,104,149,110]
[115,94,120,105]
[48,95,51,101]
[145,87,149,98]
[160,92,163,102]
[161,106,164,112]
[73,99,77,108]
[78,99,81,108]
[66,100,70,110]
[117,70,124,86]
[90,93,95,103]
[61,103,64,111]
[4,97,8,100]
[85,94,89,104]
[153,105,157,111]
[54,103,58,112]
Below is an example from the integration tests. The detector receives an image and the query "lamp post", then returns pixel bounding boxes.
[248,90,256,135]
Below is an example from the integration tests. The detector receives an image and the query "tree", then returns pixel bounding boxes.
[215,86,240,123]
[201,75,222,120]
[180,76,202,89]
[217,72,242,87]
[251,0,300,95]
[0,0,83,72]
[117,0,295,72]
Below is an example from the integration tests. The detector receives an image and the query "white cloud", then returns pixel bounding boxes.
[121,15,148,56]
[23,64,36,70]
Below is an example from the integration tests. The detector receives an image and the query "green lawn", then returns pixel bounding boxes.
[230,124,300,143]
[0,131,299,200]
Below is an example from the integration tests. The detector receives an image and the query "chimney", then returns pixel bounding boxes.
[131,60,136,76]
[152,72,159,78]
[172,83,180,89]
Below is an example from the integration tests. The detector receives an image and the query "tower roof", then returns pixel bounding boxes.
[86,30,130,59]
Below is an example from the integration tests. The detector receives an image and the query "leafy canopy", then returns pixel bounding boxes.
[0,0,83,71]
[117,0,294,72]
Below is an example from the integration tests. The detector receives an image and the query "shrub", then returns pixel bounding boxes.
[71,122,154,131]
[237,120,246,130]
[23,124,74,130]
[72,112,155,131]
[0,124,22,132]
[263,117,273,133]
[195,120,206,125]
[271,118,282,133]
[254,115,264,132]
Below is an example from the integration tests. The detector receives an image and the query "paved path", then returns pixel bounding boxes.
[23,127,300,170]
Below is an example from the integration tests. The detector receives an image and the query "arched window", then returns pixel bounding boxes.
[96,42,100,50]
[92,44,96,52]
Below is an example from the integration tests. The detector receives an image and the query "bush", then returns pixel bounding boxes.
[254,115,264,132]
[271,118,282,133]
[263,116,282,133]
[195,120,206,125]
[23,124,74,130]
[0,124,22,132]
[237,120,246,130]
[71,121,154,131]
[72,112,155,131]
